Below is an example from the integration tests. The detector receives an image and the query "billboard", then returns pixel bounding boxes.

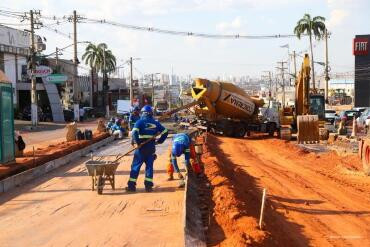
[354,35,370,107]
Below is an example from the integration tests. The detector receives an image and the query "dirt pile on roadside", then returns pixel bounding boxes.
[202,134,270,246]
[250,137,363,172]
[0,132,109,180]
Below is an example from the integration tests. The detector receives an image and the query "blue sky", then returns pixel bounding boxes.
[2,0,370,78]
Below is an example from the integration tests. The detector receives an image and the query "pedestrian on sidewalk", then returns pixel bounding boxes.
[126,105,168,192]
[167,133,202,188]
[79,107,85,122]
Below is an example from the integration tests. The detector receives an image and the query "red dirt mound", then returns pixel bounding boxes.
[0,132,109,180]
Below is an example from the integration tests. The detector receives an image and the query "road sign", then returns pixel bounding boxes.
[28,65,53,77]
[45,74,68,84]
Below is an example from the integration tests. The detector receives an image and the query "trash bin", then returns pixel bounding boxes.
[0,80,15,164]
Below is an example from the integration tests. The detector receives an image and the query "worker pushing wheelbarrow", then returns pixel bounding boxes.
[85,105,169,194]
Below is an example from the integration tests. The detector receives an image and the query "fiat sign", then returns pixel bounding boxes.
[353,38,368,56]
[28,65,53,77]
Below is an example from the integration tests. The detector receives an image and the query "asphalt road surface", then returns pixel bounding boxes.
[0,137,185,247]
[15,120,98,152]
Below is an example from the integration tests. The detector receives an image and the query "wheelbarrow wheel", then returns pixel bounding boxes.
[97,176,104,195]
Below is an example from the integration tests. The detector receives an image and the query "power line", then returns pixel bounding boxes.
[81,17,300,40]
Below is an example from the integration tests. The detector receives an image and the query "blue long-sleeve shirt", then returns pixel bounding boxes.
[131,116,168,156]
[171,133,191,172]
[129,113,140,130]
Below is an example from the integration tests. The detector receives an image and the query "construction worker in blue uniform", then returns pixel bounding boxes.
[129,106,140,130]
[126,105,168,192]
[168,133,202,187]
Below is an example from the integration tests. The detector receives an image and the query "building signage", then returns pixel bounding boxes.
[0,25,31,48]
[28,66,53,78]
[353,38,368,56]
[45,74,68,84]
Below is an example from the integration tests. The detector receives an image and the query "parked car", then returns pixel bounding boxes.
[356,108,370,133]
[83,107,97,118]
[325,109,337,124]
[335,110,360,126]
[20,106,45,121]
[63,109,74,122]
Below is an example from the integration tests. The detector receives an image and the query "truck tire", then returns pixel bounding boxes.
[233,124,246,138]
[268,123,276,137]
[280,127,291,140]
[363,142,370,176]
[319,128,329,140]
[223,128,234,137]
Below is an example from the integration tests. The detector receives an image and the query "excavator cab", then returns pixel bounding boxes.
[309,95,325,121]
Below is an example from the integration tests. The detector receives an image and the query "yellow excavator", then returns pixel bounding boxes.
[279,54,327,143]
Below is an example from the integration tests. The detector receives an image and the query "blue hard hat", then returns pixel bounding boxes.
[141,105,153,114]
[172,142,184,157]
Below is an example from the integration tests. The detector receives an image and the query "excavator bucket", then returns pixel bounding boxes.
[297,115,319,143]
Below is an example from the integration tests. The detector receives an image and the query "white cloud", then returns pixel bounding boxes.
[217,16,244,32]
[326,9,349,29]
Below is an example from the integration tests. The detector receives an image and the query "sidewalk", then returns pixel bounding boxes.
[15,120,98,152]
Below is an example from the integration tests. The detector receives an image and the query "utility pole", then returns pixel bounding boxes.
[151,74,155,106]
[28,10,42,126]
[72,10,78,102]
[293,50,297,80]
[324,29,330,104]
[130,57,133,105]
[29,10,37,126]
[276,61,288,107]
[103,47,109,117]
[69,10,82,121]
[55,47,59,66]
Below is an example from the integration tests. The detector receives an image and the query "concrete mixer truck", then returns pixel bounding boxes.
[189,78,277,137]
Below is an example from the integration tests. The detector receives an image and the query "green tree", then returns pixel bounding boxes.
[82,43,116,74]
[294,14,326,90]
[82,43,116,108]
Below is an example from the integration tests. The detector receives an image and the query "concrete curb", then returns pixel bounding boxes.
[0,136,114,194]
[184,172,207,247]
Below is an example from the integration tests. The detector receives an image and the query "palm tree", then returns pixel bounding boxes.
[82,43,116,74]
[294,14,326,90]
[82,43,116,108]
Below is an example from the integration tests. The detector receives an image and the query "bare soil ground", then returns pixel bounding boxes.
[0,139,185,247]
[202,134,370,246]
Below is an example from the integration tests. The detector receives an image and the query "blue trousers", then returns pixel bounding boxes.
[127,150,155,189]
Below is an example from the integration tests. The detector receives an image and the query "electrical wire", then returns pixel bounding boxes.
[81,17,300,40]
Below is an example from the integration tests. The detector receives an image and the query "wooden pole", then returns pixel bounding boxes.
[259,188,267,230]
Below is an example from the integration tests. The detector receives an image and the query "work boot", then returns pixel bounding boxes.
[177,173,184,180]
[178,179,186,188]
[125,186,136,193]
[145,186,153,192]
[167,174,174,181]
